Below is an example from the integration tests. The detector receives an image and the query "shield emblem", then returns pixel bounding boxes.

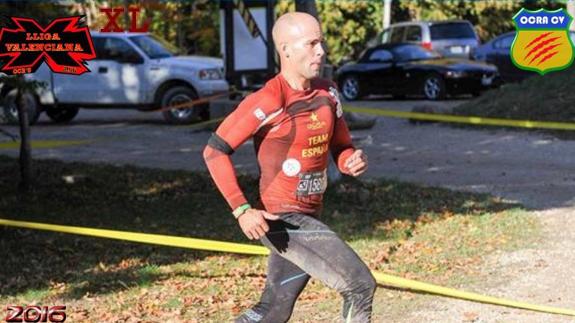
[511,8,574,75]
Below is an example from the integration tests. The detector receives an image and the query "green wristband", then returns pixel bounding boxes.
[232,203,251,219]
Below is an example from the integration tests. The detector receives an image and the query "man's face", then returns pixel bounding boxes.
[287,22,326,79]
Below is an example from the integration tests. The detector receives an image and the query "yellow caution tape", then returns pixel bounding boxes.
[0,218,268,256]
[1,218,573,316]
[344,106,575,131]
[371,272,575,317]
[0,139,91,150]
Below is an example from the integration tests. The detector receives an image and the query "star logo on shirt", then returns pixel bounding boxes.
[310,112,319,122]
[307,112,325,130]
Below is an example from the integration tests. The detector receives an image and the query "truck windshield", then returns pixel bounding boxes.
[128,35,178,59]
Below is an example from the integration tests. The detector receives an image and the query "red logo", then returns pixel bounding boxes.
[5,305,66,323]
[100,7,151,33]
[0,16,96,75]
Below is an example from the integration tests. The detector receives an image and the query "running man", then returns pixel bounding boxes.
[203,12,376,322]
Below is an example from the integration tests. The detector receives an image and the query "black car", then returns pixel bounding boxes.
[335,43,499,100]
[471,31,575,83]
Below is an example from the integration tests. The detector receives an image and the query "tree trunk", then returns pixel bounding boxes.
[176,2,185,51]
[16,89,32,192]
[163,7,170,40]
[123,0,130,30]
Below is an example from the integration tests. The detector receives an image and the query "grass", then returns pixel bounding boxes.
[451,65,575,138]
[136,265,162,288]
[0,156,539,321]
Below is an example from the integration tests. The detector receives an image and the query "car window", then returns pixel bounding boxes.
[368,49,393,62]
[367,29,388,48]
[391,44,440,61]
[405,26,422,42]
[92,38,107,59]
[390,27,406,43]
[494,35,514,49]
[94,37,142,62]
[129,35,176,59]
[430,22,476,40]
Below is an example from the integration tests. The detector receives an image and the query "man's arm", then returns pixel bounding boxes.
[203,136,248,211]
[203,92,280,239]
[330,114,355,175]
[329,107,368,177]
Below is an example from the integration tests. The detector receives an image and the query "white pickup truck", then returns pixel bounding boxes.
[1,32,229,125]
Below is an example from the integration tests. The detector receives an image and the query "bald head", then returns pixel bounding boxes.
[272,12,321,53]
[272,12,325,84]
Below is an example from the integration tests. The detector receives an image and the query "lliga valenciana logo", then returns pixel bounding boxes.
[0,16,96,75]
[511,8,575,75]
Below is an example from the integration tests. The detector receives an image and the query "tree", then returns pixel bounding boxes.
[0,0,60,191]
[0,76,44,191]
[278,1,384,65]
[0,0,70,26]
[402,0,567,42]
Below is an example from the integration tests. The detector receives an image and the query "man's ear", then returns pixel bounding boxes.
[281,43,291,58]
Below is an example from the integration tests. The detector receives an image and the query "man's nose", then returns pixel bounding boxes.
[317,43,326,57]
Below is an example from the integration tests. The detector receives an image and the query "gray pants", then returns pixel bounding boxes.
[235,213,376,323]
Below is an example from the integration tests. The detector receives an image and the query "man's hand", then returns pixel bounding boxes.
[237,209,280,240]
[344,149,368,176]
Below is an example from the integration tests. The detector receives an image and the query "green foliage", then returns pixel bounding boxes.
[146,1,221,57]
[402,0,567,42]
[317,1,383,65]
[276,0,384,64]
[0,1,69,27]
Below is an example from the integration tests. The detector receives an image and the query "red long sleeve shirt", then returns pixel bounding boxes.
[203,74,355,216]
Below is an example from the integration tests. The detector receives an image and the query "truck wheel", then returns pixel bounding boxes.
[45,107,79,123]
[2,89,41,125]
[160,86,207,125]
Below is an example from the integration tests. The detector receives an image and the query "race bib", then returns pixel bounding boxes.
[296,170,327,196]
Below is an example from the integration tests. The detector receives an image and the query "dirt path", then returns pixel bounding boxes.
[383,207,575,323]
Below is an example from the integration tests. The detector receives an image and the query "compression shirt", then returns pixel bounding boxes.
[203,74,355,216]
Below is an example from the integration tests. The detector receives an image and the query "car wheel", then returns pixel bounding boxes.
[160,86,206,125]
[340,75,362,101]
[45,107,79,123]
[2,89,41,125]
[422,74,446,100]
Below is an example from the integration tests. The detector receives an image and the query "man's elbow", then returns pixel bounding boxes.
[203,145,213,164]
